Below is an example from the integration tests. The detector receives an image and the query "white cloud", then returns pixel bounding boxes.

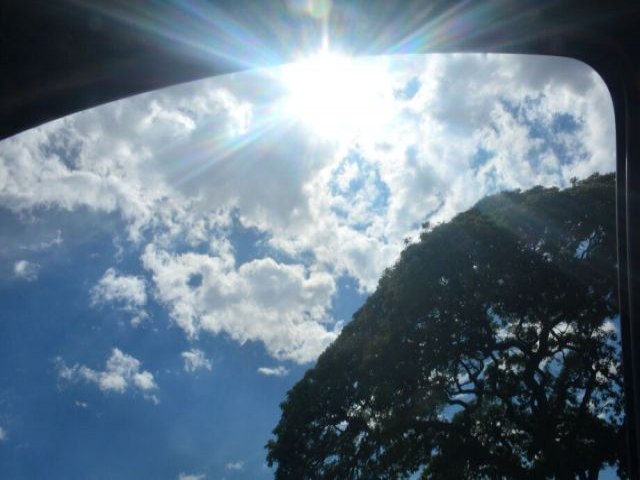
[181,349,212,373]
[0,81,249,241]
[257,366,289,377]
[410,55,614,225]
[90,268,148,325]
[133,371,156,391]
[91,268,147,307]
[225,461,244,471]
[178,474,205,480]
[0,426,6,442]
[142,245,338,364]
[56,348,158,401]
[13,259,40,281]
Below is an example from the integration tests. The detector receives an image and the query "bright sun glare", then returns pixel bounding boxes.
[281,52,393,140]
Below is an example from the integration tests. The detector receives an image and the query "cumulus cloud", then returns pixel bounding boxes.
[91,268,147,306]
[403,54,613,224]
[257,366,289,377]
[181,349,212,372]
[13,259,40,281]
[90,268,148,325]
[142,245,338,364]
[56,348,158,402]
[176,120,335,234]
[0,81,250,241]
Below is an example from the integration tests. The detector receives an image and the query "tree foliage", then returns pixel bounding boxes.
[266,174,625,479]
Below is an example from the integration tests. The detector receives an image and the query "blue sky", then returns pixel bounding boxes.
[0,53,618,479]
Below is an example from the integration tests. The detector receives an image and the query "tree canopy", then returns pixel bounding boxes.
[266,173,625,479]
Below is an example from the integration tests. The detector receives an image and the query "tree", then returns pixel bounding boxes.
[266,174,625,479]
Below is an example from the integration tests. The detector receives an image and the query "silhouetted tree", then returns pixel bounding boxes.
[267,174,625,479]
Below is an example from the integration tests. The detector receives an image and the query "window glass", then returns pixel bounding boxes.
[0,53,622,479]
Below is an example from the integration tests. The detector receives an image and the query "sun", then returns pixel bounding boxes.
[280,52,393,140]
